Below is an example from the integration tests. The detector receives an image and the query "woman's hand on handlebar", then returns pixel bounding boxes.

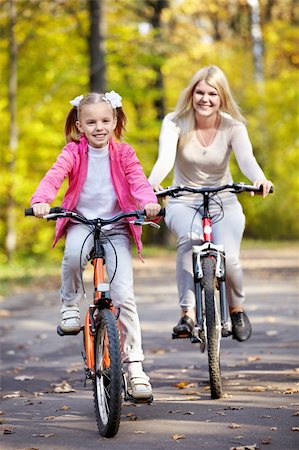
[152,184,164,193]
[251,179,274,198]
[32,203,51,218]
[144,202,161,219]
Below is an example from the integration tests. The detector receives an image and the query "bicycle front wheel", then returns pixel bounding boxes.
[202,256,222,399]
[93,309,122,437]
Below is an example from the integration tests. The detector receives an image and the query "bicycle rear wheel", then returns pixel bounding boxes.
[93,309,122,437]
[202,256,222,399]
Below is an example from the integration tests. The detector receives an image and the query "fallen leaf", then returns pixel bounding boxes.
[246,356,261,362]
[292,411,299,416]
[229,445,259,450]
[33,433,55,438]
[43,416,56,420]
[172,434,186,440]
[51,381,75,393]
[2,391,22,399]
[183,411,195,415]
[0,427,15,435]
[224,406,243,411]
[291,427,299,431]
[283,388,299,394]
[56,405,70,411]
[246,386,266,392]
[175,381,196,389]
[270,427,277,431]
[229,423,241,429]
[14,375,35,381]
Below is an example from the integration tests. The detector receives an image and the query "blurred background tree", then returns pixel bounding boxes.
[0,0,298,263]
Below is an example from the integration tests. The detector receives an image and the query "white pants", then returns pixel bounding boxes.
[60,224,144,363]
[165,196,246,311]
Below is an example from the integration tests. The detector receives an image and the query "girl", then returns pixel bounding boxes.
[31,91,161,400]
[149,65,273,342]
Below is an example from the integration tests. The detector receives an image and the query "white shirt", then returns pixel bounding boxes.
[76,144,122,227]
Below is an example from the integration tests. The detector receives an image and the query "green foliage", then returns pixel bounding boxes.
[1,0,298,264]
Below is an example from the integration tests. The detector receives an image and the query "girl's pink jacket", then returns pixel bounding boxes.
[31,136,158,255]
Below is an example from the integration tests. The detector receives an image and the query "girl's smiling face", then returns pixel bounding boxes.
[76,102,117,148]
[192,80,221,118]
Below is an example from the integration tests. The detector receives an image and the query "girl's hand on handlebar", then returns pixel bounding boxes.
[144,202,161,219]
[251,179,274,198]
[32,203,51,218]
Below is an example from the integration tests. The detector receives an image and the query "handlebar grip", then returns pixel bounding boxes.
[254,185,274,195]
[24,208,34,216]
[24,206,64,217]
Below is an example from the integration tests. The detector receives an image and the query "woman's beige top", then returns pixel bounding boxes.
[148,112,265,191]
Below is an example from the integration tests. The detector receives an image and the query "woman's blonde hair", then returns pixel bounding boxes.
[64,92,127,143]
[173,65,246,141]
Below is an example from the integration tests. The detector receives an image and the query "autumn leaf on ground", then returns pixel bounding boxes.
[175,381,196,389]
[55,405,70,411]
[0,427,15,435]
[51,381,75,393]
[246,356,261,362]
[246,386,266,392]
[43,416,56,420]
[14,375,34,381]
[172,434,186,440]
[2,391,22,399]
[33,433,55,438]
[230,444,259,450]
[282,387,299,394]
[229,423,241,429]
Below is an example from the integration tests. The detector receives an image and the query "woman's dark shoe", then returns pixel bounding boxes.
[173,315,195,336]
[230,310,252,342]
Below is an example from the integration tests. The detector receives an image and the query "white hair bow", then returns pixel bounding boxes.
[103,91,122,108]
[70,95,84,108]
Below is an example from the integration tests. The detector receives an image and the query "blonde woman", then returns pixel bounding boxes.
[149,65,273,342]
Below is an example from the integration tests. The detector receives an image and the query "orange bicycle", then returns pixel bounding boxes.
[25,207,162,437]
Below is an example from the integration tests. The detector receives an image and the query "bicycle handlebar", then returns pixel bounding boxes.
[155,182,274,198]
[24,207,165,227]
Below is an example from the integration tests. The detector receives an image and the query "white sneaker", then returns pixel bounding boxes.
[128,362,153,400]
[60,304,81,333]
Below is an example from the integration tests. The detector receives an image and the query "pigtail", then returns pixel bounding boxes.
[64,107,81,143]
[114,107,127,141]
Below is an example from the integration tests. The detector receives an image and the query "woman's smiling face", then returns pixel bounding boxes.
[76,102,117,148]
[192,80,221,118]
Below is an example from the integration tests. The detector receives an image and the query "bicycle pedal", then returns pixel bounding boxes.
[127,393,154,404]
[56,325,83,336]
[172,332,191,339]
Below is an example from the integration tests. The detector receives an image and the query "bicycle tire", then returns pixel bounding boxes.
[93,309,122,437]
[202,256,222,399]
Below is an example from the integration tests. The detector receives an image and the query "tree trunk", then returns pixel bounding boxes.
[5,0,18,260]
[88,0,106,92]
[247,0,264,82]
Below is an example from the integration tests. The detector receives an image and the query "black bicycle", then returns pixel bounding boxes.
[25,207,163,437]
[156,183,273,399]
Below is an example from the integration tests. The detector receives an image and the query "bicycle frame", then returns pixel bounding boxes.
[192,190,230,340]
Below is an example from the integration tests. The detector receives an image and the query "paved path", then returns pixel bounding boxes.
[1,247,298,449]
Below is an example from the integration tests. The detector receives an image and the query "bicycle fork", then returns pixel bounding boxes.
[192,242,232,341]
